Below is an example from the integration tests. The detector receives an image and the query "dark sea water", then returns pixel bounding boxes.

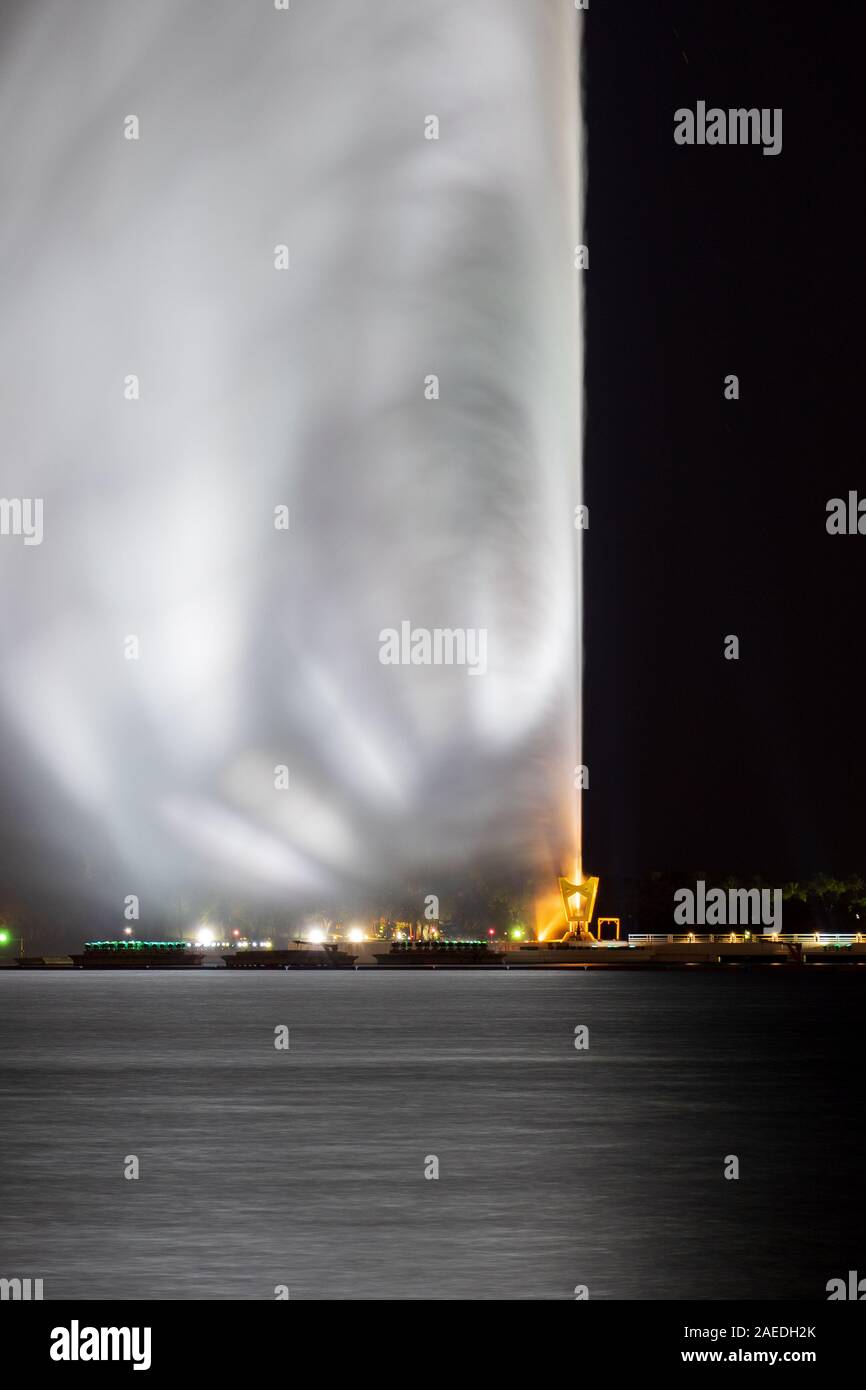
[0,969,863,1301]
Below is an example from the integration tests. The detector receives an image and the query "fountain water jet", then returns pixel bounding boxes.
[0,0,587,919]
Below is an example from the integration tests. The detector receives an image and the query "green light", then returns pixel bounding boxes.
[0,929,10,945]
[84,939,189,951]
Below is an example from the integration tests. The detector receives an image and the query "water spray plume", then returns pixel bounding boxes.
[0,1,585,917]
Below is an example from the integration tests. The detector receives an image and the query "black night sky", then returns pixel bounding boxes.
[584,1,865,883]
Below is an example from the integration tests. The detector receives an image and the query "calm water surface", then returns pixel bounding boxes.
[0,970,863,1300]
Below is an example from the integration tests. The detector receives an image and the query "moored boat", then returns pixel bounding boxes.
[222,943,356,969]
[71,940,204,968]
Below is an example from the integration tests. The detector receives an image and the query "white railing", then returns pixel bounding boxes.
[627,933,862,946]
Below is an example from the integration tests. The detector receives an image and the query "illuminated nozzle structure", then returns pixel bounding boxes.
[558,875,600,941]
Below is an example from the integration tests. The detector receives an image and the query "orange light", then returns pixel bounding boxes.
[534,891,568,943]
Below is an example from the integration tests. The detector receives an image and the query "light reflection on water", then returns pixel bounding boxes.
[0,970,863,1300]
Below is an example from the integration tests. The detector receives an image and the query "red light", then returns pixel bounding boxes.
[487,928,495,936]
